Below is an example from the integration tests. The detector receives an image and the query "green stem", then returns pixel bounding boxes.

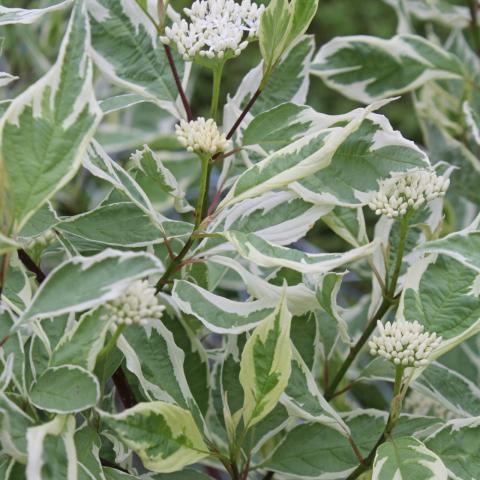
[324,298,391,401]
[345,367,405,479]
[96,324,125,364]
[387,213,410,298]
[211,64,224,122]
[155,154,211,292]
[325,214,411,400]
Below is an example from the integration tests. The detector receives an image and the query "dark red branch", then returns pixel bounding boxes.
[226,88,262,140]
[18,249,46,284]
[112,367,137,409]
[164,45,193,121]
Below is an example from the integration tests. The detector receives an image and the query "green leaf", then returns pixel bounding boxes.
[373,436,447,480]
[100,93,151,114]
[59,202,191,248]
[426,418,480,480]
[99,402,208,473]
[265,410,386,477]
[173,279,275,334]
[50,307,113,371]
[88,0,186,117]
[239,289,292,427]
[219,100,390,209]
[224,230,376,274]
[20,249,163,324]
[400,254,480,357]
[74,425,105,480]
[312,34,463,103]
[421,214,480,273]
[0,1,72,25]
[30,365,100,413]
[0,2,101,232]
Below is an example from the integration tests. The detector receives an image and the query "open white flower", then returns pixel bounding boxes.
[368,320,442,368]
[175,117,230,155]
[105,280,165,326]
[368,169,449,218]
[161,0,265,61]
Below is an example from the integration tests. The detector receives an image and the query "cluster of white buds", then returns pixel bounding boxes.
[175,117,230,155]
[104,280,165,326]
[161,0,265,60]
[368,320,442,368]
[368,169,449,218]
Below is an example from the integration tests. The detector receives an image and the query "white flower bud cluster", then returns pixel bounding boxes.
[175,117,230,155]
[368,320,442,367]
[161,0,265,60]
[368,169,449,218]
[104,280,165,326]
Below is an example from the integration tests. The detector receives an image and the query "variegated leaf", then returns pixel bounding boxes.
[50,307,113,371]
[26,415,76,480]
[219,99,392,209]
[19,249,164,324]
[99,402,208,473]
[281,347,350,435]
[87,0,188,118]
[373,436,447,480]
[130,145,193,214]
[0,2,101,233]
[426,418,480,480]
[172,279,275,334]
[30,365,100,414]
[421,214,480,273]
[399,254,480,358]
[209,255,319,316]
[0,1,72,25]
[58,202,191,248]
[383,0,470,28]
[201,191,331,256]
[239,289,292,427]
[0,392,34,462]
[312,34,463,103]
[116,320,203,423]
[223,230,376,274]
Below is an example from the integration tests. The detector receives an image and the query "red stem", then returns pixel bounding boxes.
[164,44,193,121]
